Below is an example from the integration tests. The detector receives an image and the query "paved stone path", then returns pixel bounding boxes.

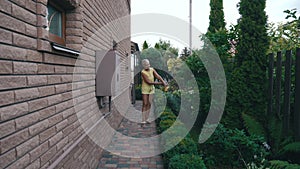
[97,101,164,169]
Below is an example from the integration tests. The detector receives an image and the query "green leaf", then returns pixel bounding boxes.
[279,142,300,154]
[269,160,300,169]
[241,112,266,139]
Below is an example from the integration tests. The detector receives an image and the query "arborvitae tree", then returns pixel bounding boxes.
[223,0,269,129]
[154,43,160,49]
[142,40,149,50]
[208,0,226,33]
[235,0,269,65]
[206,0,229,64]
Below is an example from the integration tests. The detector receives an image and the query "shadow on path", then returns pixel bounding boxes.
[97,101,164,169]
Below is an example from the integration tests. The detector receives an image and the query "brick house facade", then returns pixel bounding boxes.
[0,0,131,168]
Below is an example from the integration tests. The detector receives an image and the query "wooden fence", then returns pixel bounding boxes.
[268,48,300,140]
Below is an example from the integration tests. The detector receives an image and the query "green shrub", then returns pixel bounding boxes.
[159,119,175,132]
[166,92,181,115]
[199,124,268,168]
[269,160,300,169]
[135,84,142,100]
[279,142,300,154]
[159,112,177,122]
[277,142,300,164]
[161,117,197,160]
[158,110,202,168]
[157,111,177,133]
[163,136,198,162]
[169,154,206,169]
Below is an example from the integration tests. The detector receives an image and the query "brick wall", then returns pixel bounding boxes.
[0,0,131,168]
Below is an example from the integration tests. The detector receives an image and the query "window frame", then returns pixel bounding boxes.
[47,1,66,46]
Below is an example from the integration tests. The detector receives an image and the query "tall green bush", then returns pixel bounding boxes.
[235,0,269,66]
[223,0,269,129]
[208,0,226,33]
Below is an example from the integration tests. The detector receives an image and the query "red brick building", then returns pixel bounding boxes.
[0,0,131,168]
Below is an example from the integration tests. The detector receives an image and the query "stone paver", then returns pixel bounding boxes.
[97,101,164,169]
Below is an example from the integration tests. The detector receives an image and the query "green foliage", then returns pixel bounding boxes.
[154,39,179,57]
[142,40,149,50]
[157,110,203,168]
[208,0,226,33]
[268,117,283,154]
[199,124,268,168]
[268,9,300,52]
[204,28,235,65]
[276,142,300,163]
[169,154,206,169]
[184,52,211,124]
[269,160,300,169]
[140,44,176,81]
[242,112,266,139]
[236,0,269,65]
[201,25,237,73]
[165,92,181,115]
[224,0,269,131]
[153,91,168,119]
[134,84,142,100]
[180,47,191,59]
[159,118,175,133]
[223,61,268,129]
[140,47,165,69]
[140,47,170,81]
[159,111,177,122]
[164,136,198,162]
[206,0,234,72]
[279,142,300,154]
[240,110,300,164]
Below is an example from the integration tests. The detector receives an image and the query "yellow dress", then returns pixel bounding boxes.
[141,68,155,94]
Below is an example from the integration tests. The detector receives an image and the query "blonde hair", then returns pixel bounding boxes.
[142,59,150,69]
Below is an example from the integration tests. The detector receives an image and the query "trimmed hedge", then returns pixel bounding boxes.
[163,137,198,162]
[157,111,206,168]
[169,154,206,169]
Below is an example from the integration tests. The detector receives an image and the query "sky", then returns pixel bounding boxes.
[131,0,300,50]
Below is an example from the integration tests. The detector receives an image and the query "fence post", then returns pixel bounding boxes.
[283,50,292,135]
[275,51,282,119]
[295,48,300,141]
[267,53,274,117]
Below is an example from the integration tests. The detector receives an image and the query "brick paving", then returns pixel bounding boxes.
[97,101,164,169]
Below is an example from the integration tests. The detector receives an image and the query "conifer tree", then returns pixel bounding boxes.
[142,40,149,50]
[224,0,269,129]
[208,0,226,33]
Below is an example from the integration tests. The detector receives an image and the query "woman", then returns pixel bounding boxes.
[141,59,167,124]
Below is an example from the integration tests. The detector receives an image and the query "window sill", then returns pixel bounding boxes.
[51,42,80,57]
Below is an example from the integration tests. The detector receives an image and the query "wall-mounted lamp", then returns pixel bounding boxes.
[113,40,117,50]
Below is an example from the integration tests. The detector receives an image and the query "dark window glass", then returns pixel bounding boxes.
[47,4,63,37]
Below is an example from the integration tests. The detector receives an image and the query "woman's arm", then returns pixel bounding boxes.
[153,69,167,86]
[141,72,163,85]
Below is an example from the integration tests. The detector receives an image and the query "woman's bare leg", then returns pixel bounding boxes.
[142,94,150,122]
[145,94,153,121]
